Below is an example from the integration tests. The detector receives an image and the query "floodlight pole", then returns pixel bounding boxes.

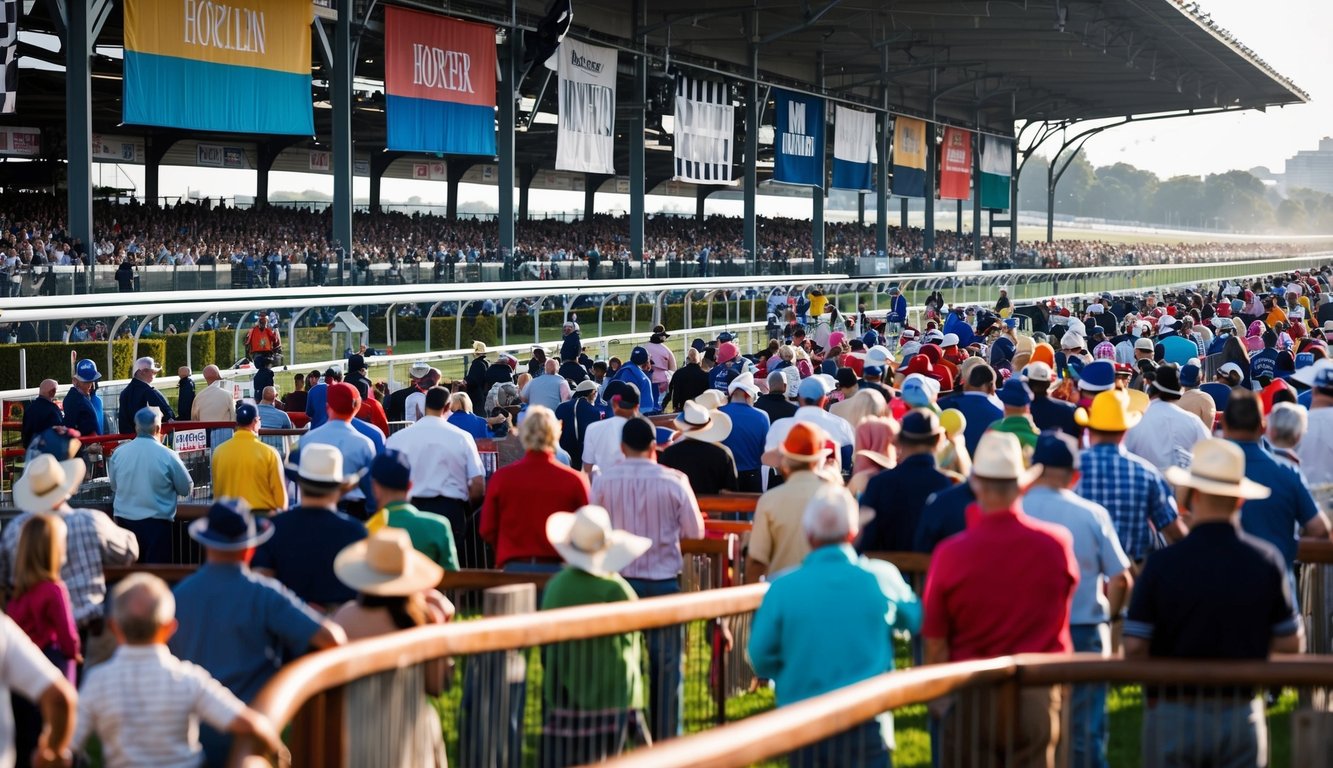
[65,0,94,291]
[497,2,519,264]
[742,14,759,270]
[629,0,647,264]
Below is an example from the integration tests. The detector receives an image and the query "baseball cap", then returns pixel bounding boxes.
[1179,363,1202,389]
[1134,337,1156,352]
[1022,361,1053,383]
[1218,362,1245,381]
[347,353,366,371]
[901,374,939,408]
[236,403,259,427]
[717,332,735,343]
[630,346,650,366]
[327,382,361,416]
[797,376,832,402]
[997,379,1032,407]
[370,450,412,491]
[74,359,102,383]
[900,410,943,441]
[1032,431,1078,470]
[409,361,432,378]
[573,379,599,394]
[605,380,640,407]
[863,365,884,378]
[1078,360,1116,393]
[133,356,162,374]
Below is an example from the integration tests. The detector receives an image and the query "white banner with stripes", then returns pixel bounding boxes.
[673,75,736,185]
[0,1,16,114]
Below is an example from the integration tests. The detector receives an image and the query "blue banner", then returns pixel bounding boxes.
[773,89,825,188]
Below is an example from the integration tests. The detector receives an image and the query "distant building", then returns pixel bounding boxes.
[1283,138,1333,195]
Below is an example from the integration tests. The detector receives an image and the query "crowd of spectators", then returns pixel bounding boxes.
[2,263,1333,766]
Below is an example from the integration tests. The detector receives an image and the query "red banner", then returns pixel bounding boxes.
[939,127,973,200]
[384,7,495,107]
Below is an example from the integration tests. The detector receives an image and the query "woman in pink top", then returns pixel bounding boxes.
[7,513,80,682]
[644,332,677,393]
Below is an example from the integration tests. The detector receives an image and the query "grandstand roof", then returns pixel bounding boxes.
[4,0,1308,193]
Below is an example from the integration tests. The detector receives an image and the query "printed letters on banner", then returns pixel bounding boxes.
[673,75,735,185]
[980,135,1013,210]
[123,0,313,134]
[772,89,825,188]
[831,105,875,192]
[939,126,972,200]
[891,116,927,198]
[552,39,617,174]
[385,7,496,156]
[0,1,16,114]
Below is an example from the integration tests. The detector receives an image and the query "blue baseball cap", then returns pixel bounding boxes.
[1179,363,1202,389]
[236,403,259,427]
[73,359,101,383]
[997,378,1032,407]
[1032,430,1078,469]
[797,376,832,402]
[717,332,735,343]
[1077,360,1116,393]
[901,374,939,408]
[863,364,884,378]
[1296,352,1315,370]
[370,450,412,490]
[630,346,650,365]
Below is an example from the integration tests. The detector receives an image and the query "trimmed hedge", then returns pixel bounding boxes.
[162,330,221,373]
[0,338,166,390]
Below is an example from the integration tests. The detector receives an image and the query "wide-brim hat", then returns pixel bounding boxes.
[1163,439,1271,500]
[334,528,444,596]
[855,449,896,470]
[1075,390,1141,432]
[285,443,365,490]
[727,371,760,398]
[673,400,733,443]
[188,498,274,551]
[970,431,1040,485]
[13,453,86,513]
[547,506,652,577]
[472,341,487,354]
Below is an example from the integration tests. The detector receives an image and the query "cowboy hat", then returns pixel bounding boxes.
[673,400,733,443]
[779,422,832,463]
[472,341,487,355]
[408,361,432,378]
[286,443,365,490]
[334,528,444,596]
[727,371,760,398]
[13,453,86,513]
[189,498,274,551]
[1075,390,1142,432]
[694,389,728,411]
[971,431,1040,485]
[546,505,652,577]
[1164,439,1271,500]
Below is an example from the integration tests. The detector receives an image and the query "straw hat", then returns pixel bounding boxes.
[1164,439,1271,500]
[334,528,444,596]
[673,400,733,443]
[694,389,728,411]
[13,453,86,513]
[286,444,364,490]
[1075,390,1141,432]
[546,505,652,577]
[727,371,760,398]
[971,431,1039,484]
[472,341,487,355]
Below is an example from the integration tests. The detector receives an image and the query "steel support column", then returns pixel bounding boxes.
[1010,139,1019,260]
[498,18,518,259]
[812,54,826,274]
[875,106,889,257]
[331,0,354,267]
[629,3,646,261]
[924,69,937,252]
[972,125,983,259]
[743,16,759,266]
[901,197,908,232]
[66,0,94,259]
[517,164,536,221]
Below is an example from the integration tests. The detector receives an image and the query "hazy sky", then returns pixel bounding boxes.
[128,0,1326,209]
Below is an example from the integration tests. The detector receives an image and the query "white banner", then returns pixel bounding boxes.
[0,125,39,156]
[92,133,146,163]
[673,75,735,185]
[0,0,16,114]
[309,150,331,172]
[831,105,876,191]
[552,39,617,174]
[411,161,447,181]
[172,428,208,454]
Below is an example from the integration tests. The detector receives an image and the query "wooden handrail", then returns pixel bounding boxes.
[864,551,933,575]
[600,653,1333,768]
[240,583,768,741]
[698,494,760,515]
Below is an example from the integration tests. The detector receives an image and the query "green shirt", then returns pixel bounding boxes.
[540,567,645,711]
[376,501,460,571]
[989,414,1041,450]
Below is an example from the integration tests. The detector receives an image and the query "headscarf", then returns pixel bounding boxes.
[852,417,899,476]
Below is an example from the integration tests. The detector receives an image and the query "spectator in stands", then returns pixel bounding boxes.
[1023,361,1078,438]
[718,372,768,493]
[1175,363,1217,430]
[387,362,428,423]
[22,380,64,450]
[764,378,856,472]
[755,370,798,423]
[1294,359,1333,485]
[192,365,236,448]
[1022,431,1132,768]
[356,383,390,436]
[251,357,275,401]
[660,401,738,495]
[590,416,704,739]
[213,404,287,514]
[644,332,676,400]
[859,410,954,553]
[750,487,920,768]
[988,378,1040,450]
[107,407,193,564]
[480,407,589,573]
[176,367,197,422]
[555,381,601,472]
[171,499,346,764]
[924,431,1077,767]
[404,368,440,424]
[581,382,641,475]
[304,366,340,430]
[464,343,490,409]
[384,386,486,565]
[244,313,281,369]
[328,528,452,764]
[747,423,837,584]
[611,347,658,415]
[524,358,572,412]
[73,573,285,768]
[254,445,368,609]
[0,610,76,768]
[256,386,294,456]
[281,372,306,415]
[344,353,373,400]
[364,451,458,571]
[539,505,652,766]
[62,361,103,438]
[302,382,379,520]
[665,348,710,412]
[1127,439,1301,767]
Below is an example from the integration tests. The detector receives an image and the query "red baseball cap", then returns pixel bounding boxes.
[327,382,361,416]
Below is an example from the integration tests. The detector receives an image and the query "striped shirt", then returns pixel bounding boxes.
[1075,443,1179,561]
[0,504,139,624]
[591,458,705,580]
[73,645,247,768]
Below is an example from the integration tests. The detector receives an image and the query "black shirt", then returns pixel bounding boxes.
[665,363,710,412]
[117,378,176,434]
[21,397,64,448]
[658,438,738,496]
[754,393,798,423]
[384,385,414,423]
[1030,394,1080,439]
[1127,522,1298,662]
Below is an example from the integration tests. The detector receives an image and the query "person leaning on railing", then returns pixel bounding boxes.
[117,357,176,435]
[107,408,192,565]
[213,404,288,515]
[1125,438,1303,768]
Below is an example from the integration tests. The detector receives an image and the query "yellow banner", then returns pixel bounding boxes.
[893,116,927,171]
[125,0,311,75]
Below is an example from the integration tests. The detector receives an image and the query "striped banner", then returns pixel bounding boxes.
[673,75,736,185]
[0,0,15,113]
[891,116,927,198]
[980,135,1013,210]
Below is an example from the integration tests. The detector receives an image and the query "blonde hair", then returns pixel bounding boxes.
[14,514,66,598]
[519,405,561,452]
[448,392,474,414]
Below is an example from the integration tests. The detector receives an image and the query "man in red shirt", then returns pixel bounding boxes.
[245,313,281,367]
[479,406,590,572]
[923,430,1078,768]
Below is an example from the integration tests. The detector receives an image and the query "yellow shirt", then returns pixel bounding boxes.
[212,429,288,512]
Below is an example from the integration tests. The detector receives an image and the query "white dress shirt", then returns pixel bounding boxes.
[1296,407,1333,486]
[385,415,485,501]
[0,616,62,768]
[581,415,628,472]
[764,405,857,454]
[1124,398,1210,471]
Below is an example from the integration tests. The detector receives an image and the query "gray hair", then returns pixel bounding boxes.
[111,573,175,644]
[801,487,860,544]
[1267,402,1307,449]
[767,370,787,392]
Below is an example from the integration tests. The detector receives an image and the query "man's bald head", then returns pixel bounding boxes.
[262,386,278,404]
[111,573,176,645]
[202,365,221,383]
[545,359,558,375]
[39,379,58,399]
[178,366,191,378]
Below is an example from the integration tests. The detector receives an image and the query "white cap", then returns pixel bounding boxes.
[1022,361,1053,383]
[133,356,161,374]
[940,333,960,348]
[1134,337,1156,352]
[1060,331,1085,350]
